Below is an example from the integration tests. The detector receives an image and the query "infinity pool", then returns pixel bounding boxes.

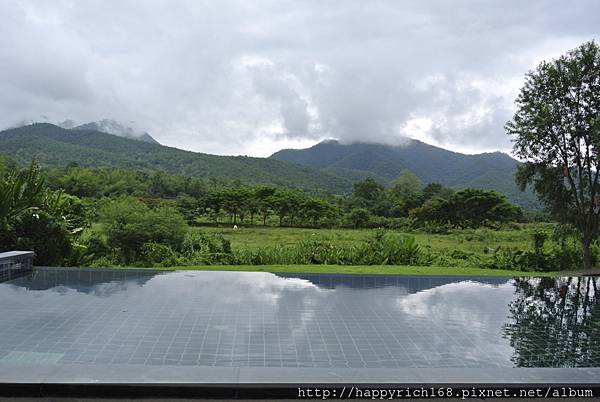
[0,268,598,370]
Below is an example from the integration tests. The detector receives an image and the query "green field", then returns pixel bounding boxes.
[83,222,586,275]
[194,223,553,267]
[197,224,547,252]
[165,264,569,277]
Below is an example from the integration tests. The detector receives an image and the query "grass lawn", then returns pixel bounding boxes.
[196,224,552,252]
[87,223,584,276]
[193,223,556,267]
[150,264,571,277]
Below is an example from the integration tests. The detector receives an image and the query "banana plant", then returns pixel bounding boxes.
[0,162,46,228]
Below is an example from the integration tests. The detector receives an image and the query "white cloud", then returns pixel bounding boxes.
[1,0,599,156]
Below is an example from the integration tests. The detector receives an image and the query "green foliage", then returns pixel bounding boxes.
[410,189,521,228]
[0,161,45,225]
[389,169,422,199]
[140,243,181,267]
[7,211,73,266]
[0,162,84,265]
[0,154,17,177]
[98,197,188,264]
[0,123,353,194]
[180,232,234,264]
[231,231,426,266]
[486,230,582,272]
[507,40,600,269]
[422,182,454,201]
[347,207,371,228]
[361,231,423,265]
[0,139,541,271]
[352,177,385,202]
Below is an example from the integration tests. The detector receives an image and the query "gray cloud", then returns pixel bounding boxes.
[1,0,599,156]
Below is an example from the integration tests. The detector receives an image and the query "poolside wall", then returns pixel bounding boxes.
[0,251,34,282]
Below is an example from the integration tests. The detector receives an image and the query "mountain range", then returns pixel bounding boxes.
[11,118,160,144]
[0,123,536,207]
[71,119,159,144]
[271,139,535,207]
[0,123,351,193]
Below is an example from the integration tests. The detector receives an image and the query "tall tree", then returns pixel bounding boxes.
[506,41,600,270]
[389,169,422,198]
[352,177,384,202]
[254,186,276,226]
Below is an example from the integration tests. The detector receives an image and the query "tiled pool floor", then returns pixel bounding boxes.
[0,268,598,370]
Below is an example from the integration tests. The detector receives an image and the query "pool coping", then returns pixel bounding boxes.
[1,362,600,384]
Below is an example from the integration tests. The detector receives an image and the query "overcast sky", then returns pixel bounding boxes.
[1,1,599,157]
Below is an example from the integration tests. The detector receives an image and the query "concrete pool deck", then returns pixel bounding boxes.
[1,363,600,398]
[1,362,600,384]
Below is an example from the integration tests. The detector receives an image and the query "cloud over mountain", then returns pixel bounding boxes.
[1,0,599,156]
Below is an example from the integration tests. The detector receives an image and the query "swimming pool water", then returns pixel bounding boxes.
[0,268,598,369]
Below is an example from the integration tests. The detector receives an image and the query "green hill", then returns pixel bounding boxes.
[0,124,537,207]
[0,124,354,193]
[271,140,537,208]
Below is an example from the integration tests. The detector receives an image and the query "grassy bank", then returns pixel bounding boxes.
[142,264,570,277]
[83,223,581,273]
[194,223,555,268]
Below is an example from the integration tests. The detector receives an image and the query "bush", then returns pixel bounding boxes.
[346,208,370,228]
[485,229,582,272]
[9,211,73,266]
[181,232,234,265]
[360,231,424,265]
[0,162,85,265]
[417,221,453,234]
[140,242,181,267]
[99,197,188,264]
[410,189,521,229]
[228,230,428,266]
[292,239,358,265]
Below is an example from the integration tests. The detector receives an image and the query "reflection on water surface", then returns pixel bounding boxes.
[0,268,597,368]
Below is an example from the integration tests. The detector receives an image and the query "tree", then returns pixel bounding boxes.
[99,197,187,264]
[506,41,600,270]
[220,188,244,224]
[347,208,371,228]
[409,189,520,228]
[0,155,17,177]
[300,197,340,227]
[254,186,276,226]
[203,192,223,223]
[0,162,82,265]
[422,182,454,201]
[0,162,45,227]
[352,177,384,202]
[409,197,448,227]
[270,189,303,226]
[450,189,521,228]
[389,169,422,198]
[176,194,200,224]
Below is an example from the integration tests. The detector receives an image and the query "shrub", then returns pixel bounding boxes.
[346,208,370,228]
[9,211,72,266]
[486,234,582,272]
[230,230,427,266]
[140,242,181,267]
[99,197,188,264]
[181,232,234,265]
[361,231,423,265]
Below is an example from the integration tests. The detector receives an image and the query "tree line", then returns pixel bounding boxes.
[39,162,524,229]
[0,158,526,266]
